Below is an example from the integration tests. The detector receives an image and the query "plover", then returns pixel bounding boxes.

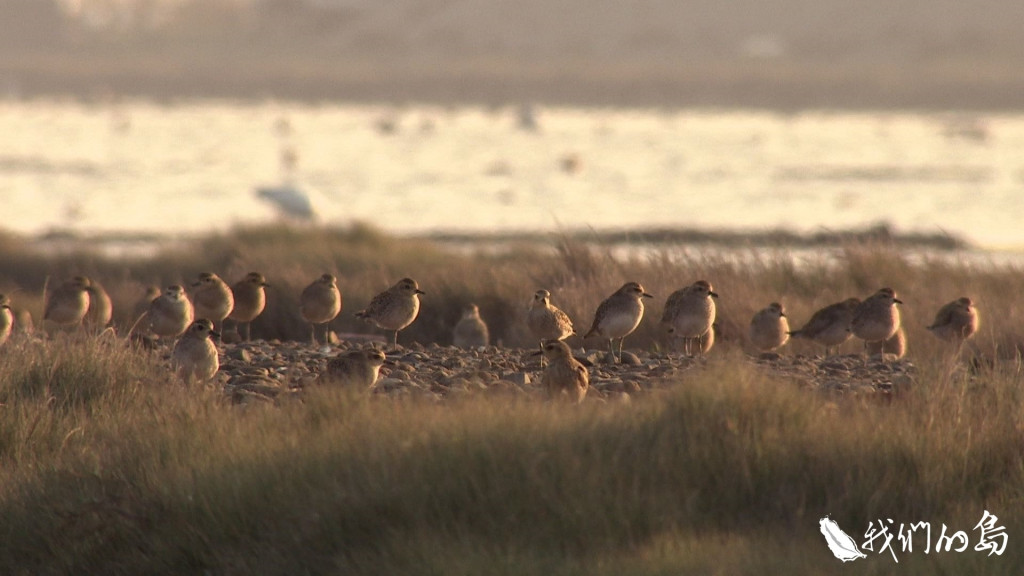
[583,281,652,361]
[660,280,718,356]
[540,339,589,404]
[354,277,425,348]
[300,273,342,345]
[453,303,489,348]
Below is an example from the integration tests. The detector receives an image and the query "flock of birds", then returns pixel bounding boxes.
[0,273,980,404]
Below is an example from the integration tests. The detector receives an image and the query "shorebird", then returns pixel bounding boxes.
[228,272,269,341]
[191,272,234,332]
[147,285,194,340]
[172,319,220,383]
[84,281,113,332]
[788,297,861,356]
[851,287,902,351]
[43,276,92,329]
[749,302,789,353]
[355,277,425,348]
[927,297,978,344]
[540,339,589,404]
[583,281,652,362]
[300,273,342,345]
[321,348,387,389]
[660,280,718,356]
[453,303,489,348]
[527,289,575,356]
[0,293,12,345]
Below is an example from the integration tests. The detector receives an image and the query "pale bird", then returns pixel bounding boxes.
[147,285,194,339]
[749,302,790,353]
[583,281,653,361]
[453,303,489,348]
[84,281,113,332]
[355,277,425,348]
[789,297,861,356]
[0,293,12,345]
[527,289,575,354]
[540,339,589,404]
[660,280,718,356]
[927,297,978,344]
[228,272,269,341]
[43,276,92,328]
[191,272,234,331]
[172,319,220,383]
[300,273,342,345]
[851,287,903,350]
[321,348,387,389]
[866,326,907,359]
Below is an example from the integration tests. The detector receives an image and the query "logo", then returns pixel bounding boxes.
[820,511,1007,563]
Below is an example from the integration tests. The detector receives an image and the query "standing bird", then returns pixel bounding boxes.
[660,280,718,356]
[228,272,270,341]
[583,281,653,362]
[191,272,234,332]
[147,285,194,340]
[43,276,92,329]
[527,289,575,359]
[172,319,220,383]
[749,302,790,353]
[453,303,489,348]
[0,293,13,345]
[321,348,387,389]
[851,287,903,351]
[866,327,907,359]
[540,339,589,404]
[927,297,979,344]
[355,277,425,348]
[788,298,861,357]
[84,281,113,332]
[300,273,342,345]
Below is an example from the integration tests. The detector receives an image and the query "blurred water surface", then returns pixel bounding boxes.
[0,98,1020,251]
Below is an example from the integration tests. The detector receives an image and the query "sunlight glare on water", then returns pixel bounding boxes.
[0,98,1021,250]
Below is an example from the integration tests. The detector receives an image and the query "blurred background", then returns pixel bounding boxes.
[1,0,1023,252]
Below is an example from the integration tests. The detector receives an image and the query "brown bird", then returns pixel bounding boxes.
[789,297,861,357]
[927,297,979,345]
[583,281,652,362]
[300,273,342,345]
[321,348,387,389]
[851,288,902,351]
[748,302,790,353]
[527,289,575,351]
[355,277,425,348]
[0,293,12,345]
[540,339,589,404]
[44,276,92,329]
[453,303,489,348]
[191,272,234,332]
[171,319,220,383]
[660,280,718,356]
[147,285,194,340]
[228,272,269,341]
[84,281,113,333]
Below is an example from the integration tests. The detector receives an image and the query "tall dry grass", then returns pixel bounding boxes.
[0,225,1022,574]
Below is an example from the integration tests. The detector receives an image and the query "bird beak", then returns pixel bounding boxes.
[779,312,786,317]
[710,291,719,298]
[642,292,653,299]
[416,289,426,295]
[211,330,221,340]
[530,350,543,357]
[894,298,903,304]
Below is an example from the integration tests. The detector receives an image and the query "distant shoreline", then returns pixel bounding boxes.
[6,56,1024,112]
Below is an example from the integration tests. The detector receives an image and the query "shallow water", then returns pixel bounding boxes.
[1,98,1021,252]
